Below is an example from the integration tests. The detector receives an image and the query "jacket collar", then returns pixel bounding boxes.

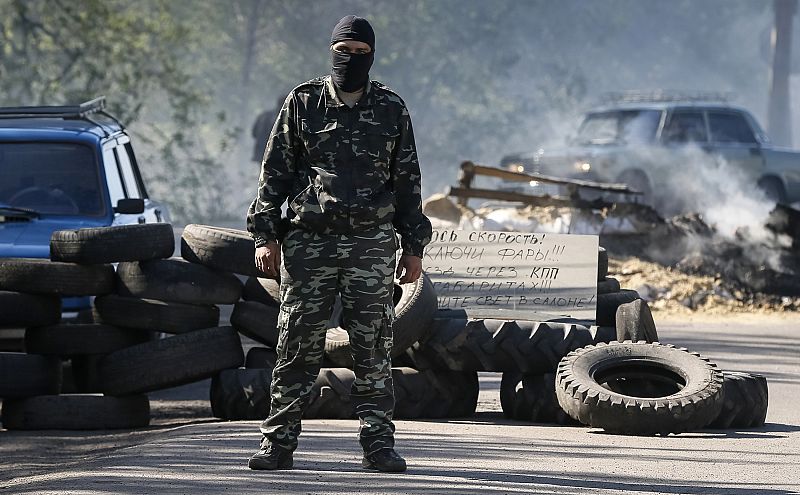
[324,75,373,108]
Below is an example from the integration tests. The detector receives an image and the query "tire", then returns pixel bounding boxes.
[304,368,356,419]
[615,298,659,343]
[24,324,148,356]
[323,327,352,368]
[405,317,616,373]
[596,289,640,327]
[242,277,281,307]
[244,347,278,369]
[0,291,61,328]
[50,223,174,264]
[70,355,105,393]
[322,274,438,366]
[706,371,768,429]
[0,258,114,296]
[598,247,608,281]
[0,352,62,398]
[395,368,479,419]
[210,367,272,420]
[94,295,219,334]
[597,277,620,295]
[180,224,265,277]
[1,394,150,430]
[391,273,437,355]
[99,326,244,396]
[555,341,724,435]
[116,258,242,305]
[230,301,279,346]
[500,372,577,425]
[304,367,479,420]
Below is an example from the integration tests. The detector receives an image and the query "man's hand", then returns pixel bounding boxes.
[396,254,422,284]
[255,241,281,278]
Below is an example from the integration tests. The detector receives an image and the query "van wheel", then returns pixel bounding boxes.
[616,169,652,205]
[758,177,787,204]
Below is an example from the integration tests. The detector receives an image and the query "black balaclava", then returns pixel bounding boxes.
[329,15,375,92]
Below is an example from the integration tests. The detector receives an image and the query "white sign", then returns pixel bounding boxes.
[422,229,599,320]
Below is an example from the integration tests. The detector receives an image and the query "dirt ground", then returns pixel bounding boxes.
[609,255,800,315]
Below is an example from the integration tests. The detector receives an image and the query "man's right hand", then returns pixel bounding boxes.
[255,241,281,278]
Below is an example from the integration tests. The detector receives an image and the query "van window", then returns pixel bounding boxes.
[663,111,708,143]
[115,145,141,198]
[0,142,104,215]
[102,146,126,204]
[708,111,757,144]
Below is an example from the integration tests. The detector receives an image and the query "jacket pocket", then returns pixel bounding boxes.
[301,119,339,164]
[362,126,400,174]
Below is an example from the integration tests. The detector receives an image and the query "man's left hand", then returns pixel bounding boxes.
[396,255,423,284]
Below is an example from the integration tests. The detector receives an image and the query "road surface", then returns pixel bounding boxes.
[1,315,798,494]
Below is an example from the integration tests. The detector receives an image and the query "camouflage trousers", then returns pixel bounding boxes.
[260,221,398,455]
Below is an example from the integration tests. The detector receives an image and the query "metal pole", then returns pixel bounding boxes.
[767,0,797,146]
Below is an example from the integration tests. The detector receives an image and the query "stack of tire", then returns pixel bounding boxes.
[0,223,246,430]
[494,250,769,434]
[401,248,637,366]
[209,246,638,422]
[209,240,476,421]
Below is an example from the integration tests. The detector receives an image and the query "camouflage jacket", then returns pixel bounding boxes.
[247,75,432,257]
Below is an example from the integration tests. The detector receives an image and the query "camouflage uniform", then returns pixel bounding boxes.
[246,75,432,454]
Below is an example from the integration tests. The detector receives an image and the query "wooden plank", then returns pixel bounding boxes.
[463,162,642,194]
[446,186,615,209]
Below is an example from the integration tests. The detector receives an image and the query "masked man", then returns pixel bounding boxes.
[246,15,432,472]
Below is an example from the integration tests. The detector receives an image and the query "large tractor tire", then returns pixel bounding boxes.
[405,318,615,373]
[555,341,724,435]
[706,371,768,429]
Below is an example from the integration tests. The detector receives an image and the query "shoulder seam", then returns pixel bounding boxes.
[291,76,326,94]
[371,80,405,105]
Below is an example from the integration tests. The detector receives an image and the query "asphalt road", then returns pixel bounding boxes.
[1,315,798,494]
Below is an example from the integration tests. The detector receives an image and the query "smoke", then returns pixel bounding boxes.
[646,146,772,237]
[641,145,793,273]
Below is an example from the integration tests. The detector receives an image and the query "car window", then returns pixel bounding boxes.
[576,110,661,145]
[662,111,708,143]
[115,145,141,198]
[102,146,126,204]
[708,111,757,144]
[0,142,104,216]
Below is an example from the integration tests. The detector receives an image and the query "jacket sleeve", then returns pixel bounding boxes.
[246,94,298,247]
[391,105,432,257]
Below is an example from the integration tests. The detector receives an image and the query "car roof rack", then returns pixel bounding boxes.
[0,96,107,118]
[0,96,124,137]
[599,90,736,104]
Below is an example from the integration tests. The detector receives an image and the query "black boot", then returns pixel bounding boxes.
[248,444,293,470]
[362,448,407,472]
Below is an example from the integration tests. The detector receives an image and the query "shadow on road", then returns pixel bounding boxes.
[3,423,798,495]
